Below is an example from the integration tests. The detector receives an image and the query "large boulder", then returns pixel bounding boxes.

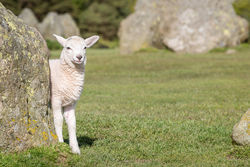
[118,8,164,55]
[59,13,80,38]
[119,0,249,54]
[18,8,39,28]
[0,3,57,152]
[38,12,80,40]
[232,110,250,145]
[37,12,64,40]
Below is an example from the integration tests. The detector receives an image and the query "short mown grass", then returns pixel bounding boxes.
[1,46,250,166]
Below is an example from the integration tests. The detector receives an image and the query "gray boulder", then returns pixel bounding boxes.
[38,12,80,40]
[118,10,163,55]
[0,3,57,152]
[232,110,250,145]
[59,13,80,38]
[119,0,249,54]
[18,8,38,27]
[161,0,249,53]
[37,12,64,40]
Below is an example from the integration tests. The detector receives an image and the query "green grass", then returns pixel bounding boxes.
[2,46,250,166]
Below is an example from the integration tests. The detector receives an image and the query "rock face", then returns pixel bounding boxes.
[119,0,249,54]
[0,3,57,152]
[232,110,250,145]
[18,8,38,28]
[38,12,80,40]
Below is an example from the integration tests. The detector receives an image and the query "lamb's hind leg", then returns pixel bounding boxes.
[52,99,64,143]
[64,103,80,154]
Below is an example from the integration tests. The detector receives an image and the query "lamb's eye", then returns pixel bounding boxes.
[84,46,87,49]
[66,47,71,50]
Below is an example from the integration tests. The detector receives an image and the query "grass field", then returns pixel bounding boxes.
[1,45,250,166]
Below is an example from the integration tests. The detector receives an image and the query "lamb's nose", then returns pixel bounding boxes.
[76,55,82,60]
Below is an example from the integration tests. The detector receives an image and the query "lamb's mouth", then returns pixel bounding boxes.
[74,60,83,64]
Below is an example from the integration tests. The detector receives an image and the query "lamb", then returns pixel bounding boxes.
[49,34,99,154]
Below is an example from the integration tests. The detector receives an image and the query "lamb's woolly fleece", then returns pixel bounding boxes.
[49,59,85,107]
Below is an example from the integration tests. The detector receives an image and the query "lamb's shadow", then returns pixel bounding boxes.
[64,136,97,147]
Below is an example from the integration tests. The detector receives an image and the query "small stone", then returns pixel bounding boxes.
[232,110,250,145]
[226,49,237,54]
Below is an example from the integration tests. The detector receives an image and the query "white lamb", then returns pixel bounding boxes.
[49,34,99,154]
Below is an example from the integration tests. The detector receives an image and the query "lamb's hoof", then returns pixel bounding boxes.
[71,147,81,155]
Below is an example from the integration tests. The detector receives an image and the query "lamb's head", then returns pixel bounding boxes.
[53,34,99,67]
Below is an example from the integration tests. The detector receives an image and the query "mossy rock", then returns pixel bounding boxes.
[0,3,56,152]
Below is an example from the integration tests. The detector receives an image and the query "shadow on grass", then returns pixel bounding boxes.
[64,136,97,147]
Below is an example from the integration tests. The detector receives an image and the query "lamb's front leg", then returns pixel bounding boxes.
[52,99,64,143]
[64,103,80,154]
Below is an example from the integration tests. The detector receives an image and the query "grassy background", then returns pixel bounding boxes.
[1,46,250,166]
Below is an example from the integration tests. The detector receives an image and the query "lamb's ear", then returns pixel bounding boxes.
[85,35,99,48]
[53,34,66,47]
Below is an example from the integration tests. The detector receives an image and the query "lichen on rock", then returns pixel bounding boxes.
[0,3,56,152]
